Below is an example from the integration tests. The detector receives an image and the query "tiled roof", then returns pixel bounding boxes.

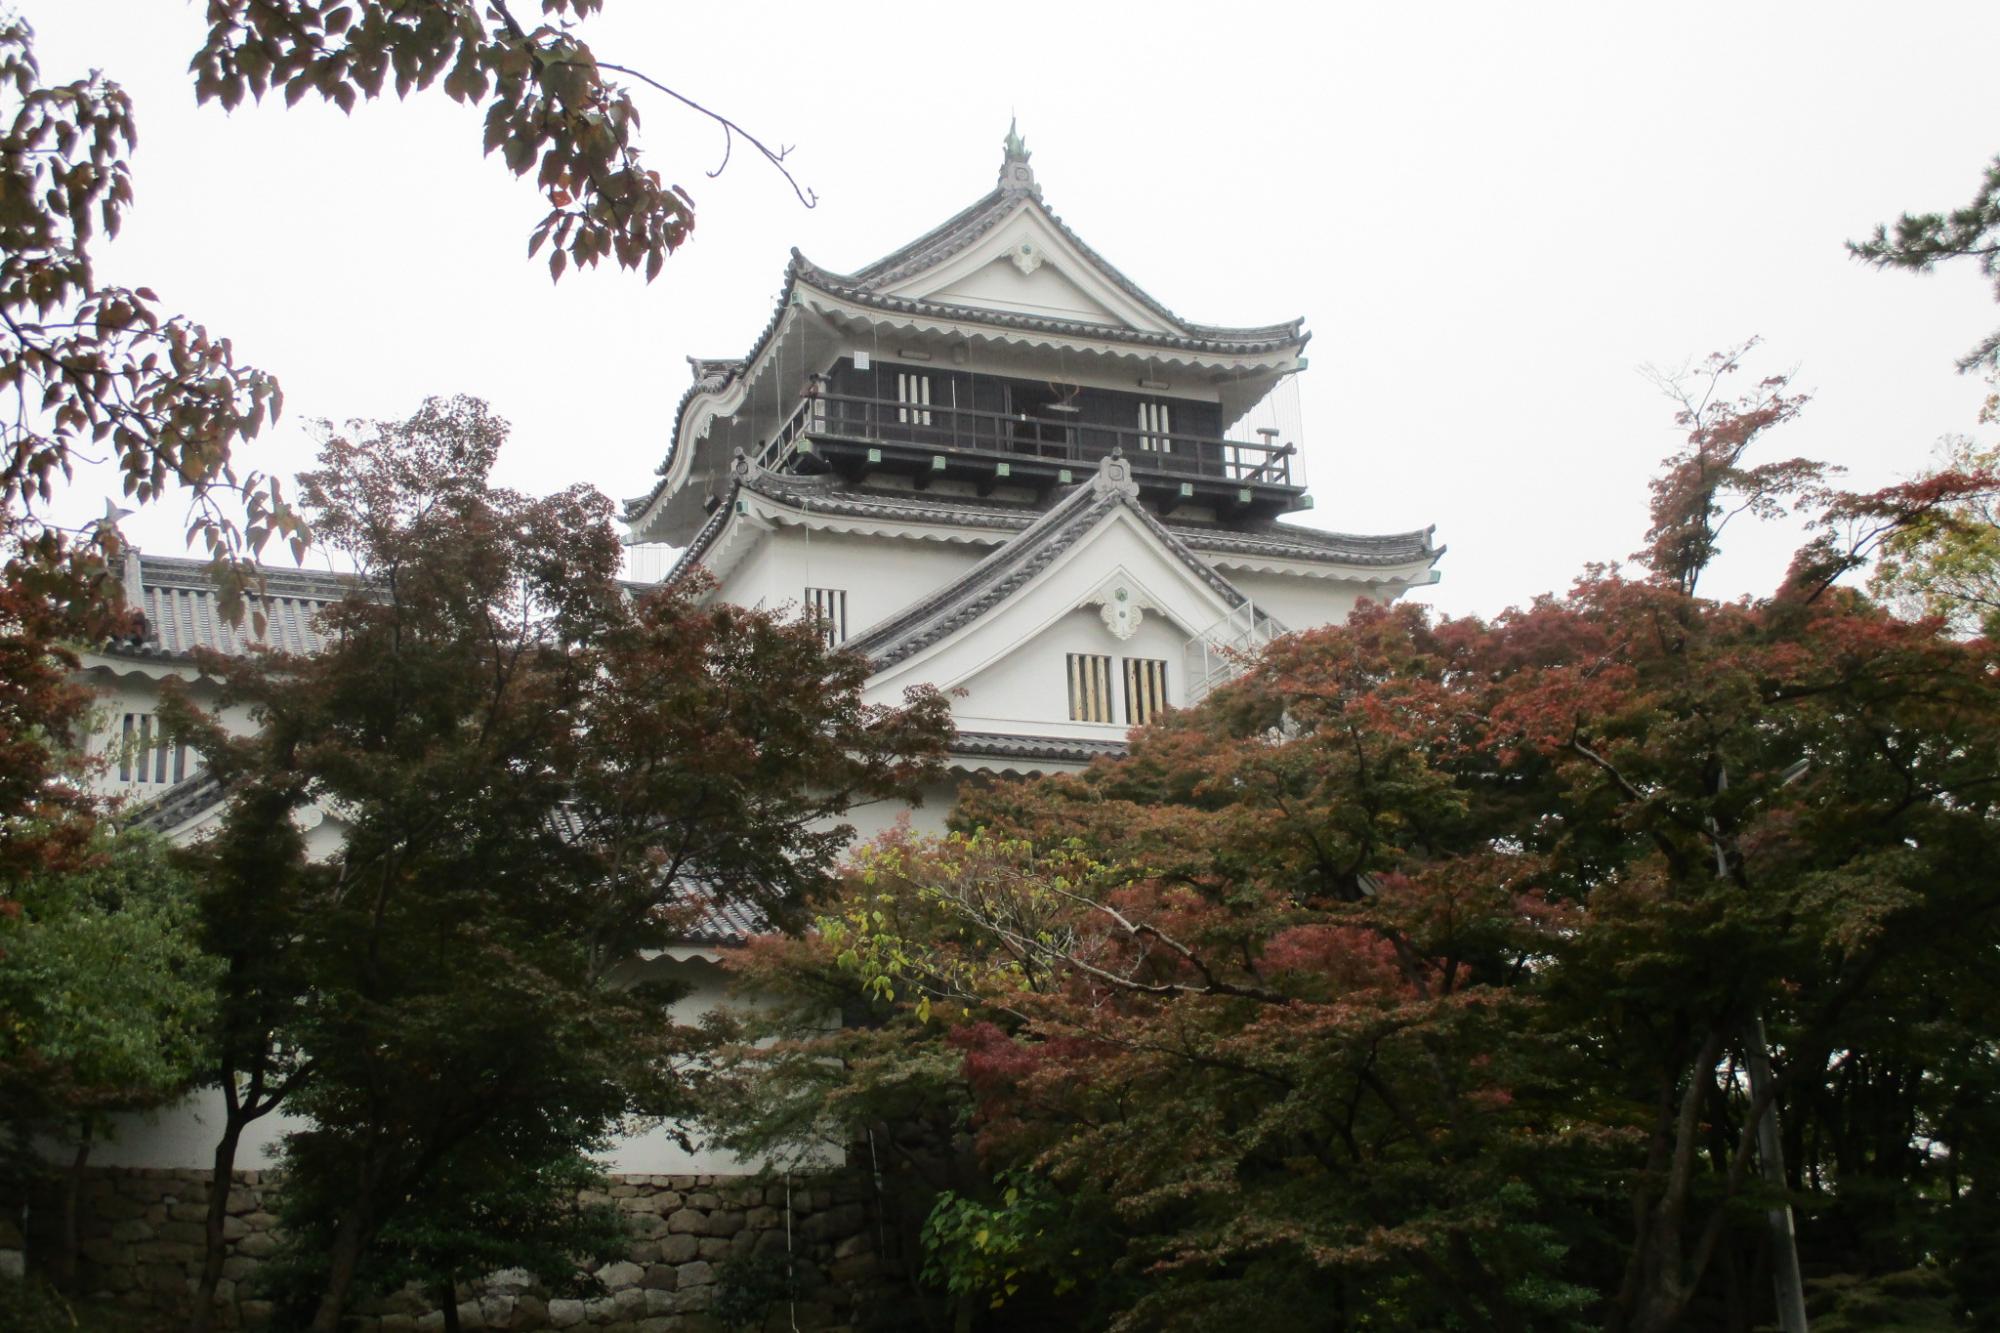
[843,455,1252,672]
[547,805,770,947]
[125,772,228,834]
[750,475,1043,526]
[128,787,775,948]
[951,731,1128,765]
[832,170,1302,347]
[1176,521,1443,568]
[669,887,769,948]
[108,554,351,661]
[794,255,1304,356]
[660,468,1439,587]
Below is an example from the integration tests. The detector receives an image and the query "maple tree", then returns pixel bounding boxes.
[709,353,2000,1332]
[167,396,948,1332]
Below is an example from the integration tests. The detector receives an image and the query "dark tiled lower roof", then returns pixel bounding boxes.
[125,772,228,834]
[668,888,769,948]
[546,805,770,947]
[951,731,1128,764]
[1175,521,1442,568]
[131,789,771,948]
[743,474,1043,529]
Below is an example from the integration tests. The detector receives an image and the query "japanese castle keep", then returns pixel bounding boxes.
[46,127,1445,1326]
[624,126,1443,838]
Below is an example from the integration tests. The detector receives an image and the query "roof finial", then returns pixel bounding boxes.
[998,116,1038,196]
[1004,115,1030,163]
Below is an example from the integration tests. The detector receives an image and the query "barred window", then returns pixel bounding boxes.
[805,587,847,647]
[1067,653,1114,723]
[118,712,188,785]
[1124,657,1170,726]
[897,371,932,426]
[1137,400,1172,452]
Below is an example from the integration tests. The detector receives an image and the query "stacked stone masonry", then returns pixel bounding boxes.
[38,1168,887,1331]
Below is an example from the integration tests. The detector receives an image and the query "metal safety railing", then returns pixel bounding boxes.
[1182,600,1288,706]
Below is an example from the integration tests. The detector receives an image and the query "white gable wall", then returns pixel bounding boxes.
[864,502,1241,737]
[954,604,1188,738]
[927,257,1126,326]
[885,205,1176,336]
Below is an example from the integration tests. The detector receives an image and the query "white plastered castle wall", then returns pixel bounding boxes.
[76,661,231,802]
[711,523,989,645]
[89,956,747,1174]
[1223,568,1377,635]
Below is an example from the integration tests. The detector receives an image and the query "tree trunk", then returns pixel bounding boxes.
[439,1281,462,1333]
[57,1123,91,1291]
[189,1116,245,1333]
[308,1192,376,1328]
[1745,1017,1809,1333]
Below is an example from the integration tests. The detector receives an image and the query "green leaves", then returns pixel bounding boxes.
[0,829,220,1136]
[1852,153,2000,371]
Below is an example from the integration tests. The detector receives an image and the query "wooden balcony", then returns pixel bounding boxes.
[759,390,1307,518]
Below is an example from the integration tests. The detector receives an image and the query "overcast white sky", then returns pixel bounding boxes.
[28,1,2000,618]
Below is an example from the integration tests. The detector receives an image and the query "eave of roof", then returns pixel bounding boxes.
[795,271,1304,355]
[659,468,1441,590]
[950,731,1128,765]
[124,772,229,835]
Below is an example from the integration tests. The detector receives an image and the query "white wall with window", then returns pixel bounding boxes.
[952,605,1188,738]
[80,671,234,799]
[708,526,988,646]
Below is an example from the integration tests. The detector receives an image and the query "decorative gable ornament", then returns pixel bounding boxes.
[1009,240,1045,275]
[1082,560,1164,643]
[1090,450,1141,498]
[1098,585,1145,640]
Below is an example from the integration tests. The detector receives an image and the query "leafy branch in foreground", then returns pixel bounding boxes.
[192,0,816,285]
[2,16,299,609]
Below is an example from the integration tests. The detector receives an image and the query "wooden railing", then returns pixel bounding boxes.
[761,391,1295,487]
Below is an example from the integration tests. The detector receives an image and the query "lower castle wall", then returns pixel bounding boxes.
[33,1167,887,1332]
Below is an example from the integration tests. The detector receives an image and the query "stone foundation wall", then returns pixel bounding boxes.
[37,1168,888,1331]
